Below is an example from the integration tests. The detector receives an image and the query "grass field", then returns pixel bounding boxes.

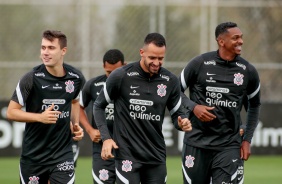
[1,156,281,183]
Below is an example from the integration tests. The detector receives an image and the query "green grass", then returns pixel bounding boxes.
[1,156,282,183]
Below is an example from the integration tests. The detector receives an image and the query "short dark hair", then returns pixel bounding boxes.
[144,33,166,47]
[103,49,125,65]
[42,30,67,48]
[215,22,237,39]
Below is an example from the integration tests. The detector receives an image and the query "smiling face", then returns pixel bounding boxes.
[217,27,243,60]
[139,43,166,76]
[40,38,66,68]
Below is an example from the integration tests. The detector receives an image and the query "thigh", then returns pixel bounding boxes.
[140,164,167,184]
[49,159,75,184]
[115,159,141,184]
[92,157,116,184]
[20,162,49,184]
[212,149,243,184]
[182,144,212,184]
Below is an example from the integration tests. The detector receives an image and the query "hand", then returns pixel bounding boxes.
[193,105,216,122]
[178,116,192,132]
[89,128,101,143]
[40,103,61,124]
[240,140,251,161]
[71,123,84,141]
[240,128,244,136]
[101,139,119,160]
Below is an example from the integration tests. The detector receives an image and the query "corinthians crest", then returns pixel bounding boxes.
[234,73,244,86]
[28,176,39,184]
[99,169,109,181]
[122,160,132,172]
[65,80,74,93]
[157,84,167,97]
[185,155,195,168]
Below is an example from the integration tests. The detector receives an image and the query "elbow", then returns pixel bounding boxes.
[6,110,14,121]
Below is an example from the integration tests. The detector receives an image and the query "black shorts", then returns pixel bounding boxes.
[182,144,244,184]
[92,156,116,184]
[115,159,167,184]
[19,159,75,184]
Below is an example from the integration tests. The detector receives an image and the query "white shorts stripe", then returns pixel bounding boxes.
[182,163,192,184]
[67,173,75,184]
[19,164,25,184]
[92,169,104,184]
[116,168,129,184]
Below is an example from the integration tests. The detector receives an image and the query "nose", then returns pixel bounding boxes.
[42,48,49,55]
[238,37,243,45]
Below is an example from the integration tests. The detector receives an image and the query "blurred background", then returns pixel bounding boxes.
[0,0,282,156]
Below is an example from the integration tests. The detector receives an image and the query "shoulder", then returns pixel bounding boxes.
[159,67,178,82]
[20,70,34,83]
[64,63,85,81]
[236,56,258,73]
[86,74,107,87]
[64,63,84,76]
[32,64,45,72]
[186,51,216,68]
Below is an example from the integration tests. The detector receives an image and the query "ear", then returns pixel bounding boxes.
[217,38,225,47]
[62,47,67,56]
[140,48,144,57]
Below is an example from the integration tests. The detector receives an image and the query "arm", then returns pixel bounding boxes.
[179,58,216,122]
[93,90,118,160]
[240,65,261,160]
[79,106,101,143]
[94,69,123,160]
[71,99,84,141]
[7,100,61,124]
[168,76,192,132]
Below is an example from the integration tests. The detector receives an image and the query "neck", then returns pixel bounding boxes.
[218,49,236,61]
[45,65,65,77]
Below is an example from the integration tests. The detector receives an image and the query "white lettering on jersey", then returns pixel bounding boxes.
[160,74,170,81]
[68,72,80,78]
[127,72,139,76]
[206,91,237,107]
[236,62,246,70]
[105,103,114,120]
[35,72,45,77]
[41,99,70,119]
[204,60,216,65]
[129,102,160,121]
[94,82,105,86]
[206,86,229,93]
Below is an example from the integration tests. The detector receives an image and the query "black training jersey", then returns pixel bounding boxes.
[79,74,114,158]
[94,61,188,164]
[11,63,85,165]
[180,51,261,150]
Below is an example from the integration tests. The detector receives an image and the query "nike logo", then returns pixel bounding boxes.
[238,176,243,180]
[207,73,216,76]
[69,172,74,177]
[42,85,49,89]
[130,85,139,89]
[232,159,238,162]
[96,92,100,95]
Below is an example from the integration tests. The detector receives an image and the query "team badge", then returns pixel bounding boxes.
[234,73,244,86]
[122,160,132,172]
[28,176,39,184]
[185,155,195,168]
[65,80,74,93]
[157,84,167,97]
[99,169,109,181]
